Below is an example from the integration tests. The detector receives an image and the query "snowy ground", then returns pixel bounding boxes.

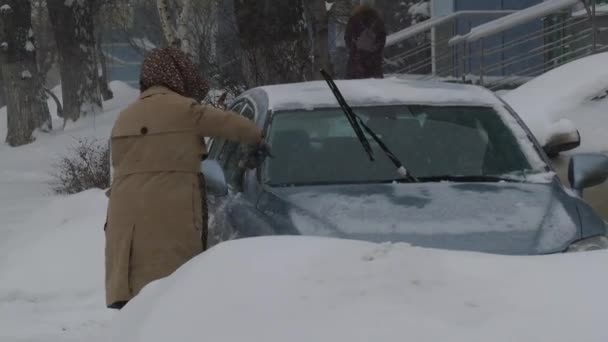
[0,82,138,341]
[103,237,608,342]
[1,76,608,342]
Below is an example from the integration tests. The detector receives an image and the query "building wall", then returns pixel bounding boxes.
[431,0,454,16]
[455,0,543,77]
[431,0,545,78]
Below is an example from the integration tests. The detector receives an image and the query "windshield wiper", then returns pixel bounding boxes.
[412,175,524,183]
[320,69,418,182]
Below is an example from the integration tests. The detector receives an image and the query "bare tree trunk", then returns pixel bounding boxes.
[303,0,333,79]
[95,29,113,101]
[0,0,52,147]
[157,0,194,56]
[157,0,178,46]
[177,0,193,55]
[234,0,310,86]
[328,0,353,78]
[47,0,102,122]
[0,70,5,108]
[32,0,57,87]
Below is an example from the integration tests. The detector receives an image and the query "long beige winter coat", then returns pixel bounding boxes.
[105,86,261,307]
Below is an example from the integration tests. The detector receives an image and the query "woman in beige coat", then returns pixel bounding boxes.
[105,48,263,309]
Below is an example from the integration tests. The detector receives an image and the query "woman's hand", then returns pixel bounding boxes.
[239,141,273,170]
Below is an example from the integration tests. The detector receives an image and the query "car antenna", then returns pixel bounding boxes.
[320,69,417,182]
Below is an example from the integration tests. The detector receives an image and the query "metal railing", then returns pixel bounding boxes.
[384,0,606,90]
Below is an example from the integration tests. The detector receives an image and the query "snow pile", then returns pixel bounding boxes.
[287,182,559,235]
[103,236,608,342]
[0,81,138,342]
[408,1,430,18]
[0,190,115,342]
[503,52,608,152]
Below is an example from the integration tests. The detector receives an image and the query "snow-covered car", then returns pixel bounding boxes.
[202,78,608,254]
[503,52,608,221]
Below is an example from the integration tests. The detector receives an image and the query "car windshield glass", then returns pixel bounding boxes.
[264,105,538,186]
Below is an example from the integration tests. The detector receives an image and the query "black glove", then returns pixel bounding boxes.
[239,141,272,170]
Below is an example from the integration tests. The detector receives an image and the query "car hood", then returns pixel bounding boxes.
[259,182,581,255]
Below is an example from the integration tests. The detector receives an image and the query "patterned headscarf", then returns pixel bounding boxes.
[139,47,209,102]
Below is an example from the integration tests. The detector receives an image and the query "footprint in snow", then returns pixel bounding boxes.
[361,242,394,261]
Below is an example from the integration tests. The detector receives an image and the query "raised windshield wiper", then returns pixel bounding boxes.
[320,69,418,183]
[411,175,524,183]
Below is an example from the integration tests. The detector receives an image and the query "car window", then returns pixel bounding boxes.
[231,102,245,113]
[263,105,536,186]
[241,103,255,120]
[217,100,257,191]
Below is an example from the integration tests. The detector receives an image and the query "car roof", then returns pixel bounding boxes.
[251,78,503,112]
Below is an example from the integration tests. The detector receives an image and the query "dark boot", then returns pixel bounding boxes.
[108,301,128,310]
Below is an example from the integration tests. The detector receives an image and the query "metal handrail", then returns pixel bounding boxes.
[481,16,587,57]
[383,0,601,89]
[452,0,583,45]
[395,46,456,74]
[488,44,605,89]
[387,34,456,62]
[385,10,518,47]
[482,29,592,74]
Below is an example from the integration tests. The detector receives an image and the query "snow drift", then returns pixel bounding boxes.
[103,236,608,342]
[0,81,138,342]
[503,52,608,152]
[0,190,114,342]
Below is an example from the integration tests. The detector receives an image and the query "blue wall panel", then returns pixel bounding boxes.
[454,0,543,77]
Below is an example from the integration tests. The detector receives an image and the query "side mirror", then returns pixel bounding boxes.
[543,119,580,158]
[568,153,608,195]
[201,160,228,196]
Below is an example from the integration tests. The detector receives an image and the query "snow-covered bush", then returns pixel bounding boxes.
[51,138,110,195]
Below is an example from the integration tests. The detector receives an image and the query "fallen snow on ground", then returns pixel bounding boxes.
[1,77,607,342]
[503,52,608,152]
[0,190,115,342]
[0,81,138,341]
[102,236,608,342]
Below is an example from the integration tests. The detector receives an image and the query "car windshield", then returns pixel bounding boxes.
[264,105,538,186]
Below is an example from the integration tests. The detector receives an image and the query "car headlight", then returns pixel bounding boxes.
[566,235,608,253]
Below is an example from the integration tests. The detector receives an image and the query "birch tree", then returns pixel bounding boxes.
[0,0,52,146]
[47,0,102,122]
[303,0,333,79]
[156,0,194,56]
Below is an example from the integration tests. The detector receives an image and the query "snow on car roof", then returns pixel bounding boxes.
[258,77,504,111]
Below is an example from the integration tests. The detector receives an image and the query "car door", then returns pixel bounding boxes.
[214,101,256,192]
[206,100,268,243]
[206,101,245,160]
